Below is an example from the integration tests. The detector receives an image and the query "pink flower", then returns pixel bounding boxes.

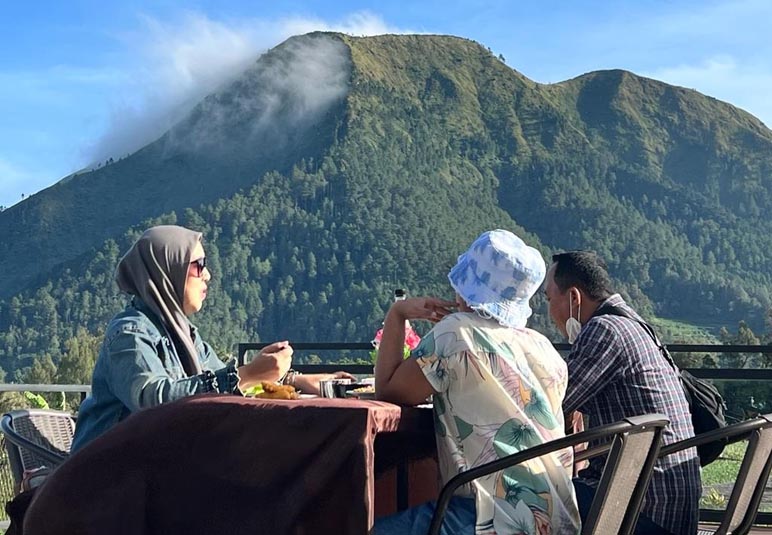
[404,324,421,350]
[371,322,421,351]
[371,328,384,347]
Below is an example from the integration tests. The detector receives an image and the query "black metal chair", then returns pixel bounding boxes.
[1,409,75,492]
[658,413,772,535]
[428,414,669,535]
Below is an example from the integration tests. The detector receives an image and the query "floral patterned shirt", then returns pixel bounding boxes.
[414,312,580,535]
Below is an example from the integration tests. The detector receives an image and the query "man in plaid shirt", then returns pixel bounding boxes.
[545,251,701,535]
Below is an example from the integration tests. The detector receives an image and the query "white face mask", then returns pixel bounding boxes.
[566,296,582,344]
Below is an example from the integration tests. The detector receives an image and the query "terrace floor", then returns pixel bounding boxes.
[699,524,772,534]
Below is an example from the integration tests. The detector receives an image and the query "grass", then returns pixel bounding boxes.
[650,317,720,344]
[700,441,772,512]
[701,441,745,486]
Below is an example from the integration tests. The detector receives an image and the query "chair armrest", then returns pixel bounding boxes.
[428,414,669,535]
[1,414,69,466]
[574,442,612,463]
[660,414,772,458]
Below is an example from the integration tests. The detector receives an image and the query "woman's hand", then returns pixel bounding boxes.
[375,296,453,404]
[257,341,293,361]
[392,297,456,323]
[293,371,356,395]
[238,341,293,388]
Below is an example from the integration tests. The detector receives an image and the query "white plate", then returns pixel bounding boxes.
[299,393,318,399]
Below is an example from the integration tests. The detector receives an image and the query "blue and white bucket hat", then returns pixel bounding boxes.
[448,229,546,329]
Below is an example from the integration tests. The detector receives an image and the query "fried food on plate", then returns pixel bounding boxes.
[254,381,299,400]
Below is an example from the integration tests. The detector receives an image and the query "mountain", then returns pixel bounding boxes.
[1,32,771,378]
[0,34,350,300]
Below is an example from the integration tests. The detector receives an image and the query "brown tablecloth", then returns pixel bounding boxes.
[22,394,435,535]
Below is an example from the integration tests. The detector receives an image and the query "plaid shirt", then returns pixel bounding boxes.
[564,295,701,535]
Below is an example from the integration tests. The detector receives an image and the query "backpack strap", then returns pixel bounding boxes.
[592,303,680,372]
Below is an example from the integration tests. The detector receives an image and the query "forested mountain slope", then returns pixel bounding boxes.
[1,33,770,378]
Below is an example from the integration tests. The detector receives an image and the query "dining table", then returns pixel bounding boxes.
[22,393,438,535]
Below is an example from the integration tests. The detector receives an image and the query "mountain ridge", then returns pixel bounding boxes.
[1,32,770,375]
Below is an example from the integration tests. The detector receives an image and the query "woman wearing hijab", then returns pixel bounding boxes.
[72,225,351,451]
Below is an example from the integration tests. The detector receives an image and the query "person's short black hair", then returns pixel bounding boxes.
[551,251,613,300]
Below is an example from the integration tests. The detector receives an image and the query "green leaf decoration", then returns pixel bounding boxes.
[493,498,536,535]
[505,485,549,513]
[433,410,447,438]
[454,415,474,441]
[524,390,558,429]
[502,464,551,499]
[434,393,446,416]
[412,332,436,359]
[23,391,49,409]
[473,329,505,355]
[493,418,540,458]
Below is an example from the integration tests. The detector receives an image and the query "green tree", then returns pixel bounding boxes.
[56,328,102,385]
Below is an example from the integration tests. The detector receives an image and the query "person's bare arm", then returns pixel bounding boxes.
[375,297,454,405]
[238,341,293,388]
[293,371,356,394]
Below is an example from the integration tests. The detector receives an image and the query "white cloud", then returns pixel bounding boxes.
[84,11,413,165]
[513,0,772,128]
[279,11,405,37]
[633,1,772,127]
[164,34,351,155]
[0,64,127,207]
[652,0,772,45]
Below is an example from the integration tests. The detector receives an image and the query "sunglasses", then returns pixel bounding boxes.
[189,257,207,278]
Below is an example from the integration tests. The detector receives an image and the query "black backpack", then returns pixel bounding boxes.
[595,303,728,466]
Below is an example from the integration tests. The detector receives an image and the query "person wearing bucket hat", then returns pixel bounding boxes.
[447,229,546,329]
[374,230,579,535]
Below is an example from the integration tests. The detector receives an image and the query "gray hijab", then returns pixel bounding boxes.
[116,225,203,376]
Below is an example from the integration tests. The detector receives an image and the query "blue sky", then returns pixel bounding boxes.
[1,0,771,209]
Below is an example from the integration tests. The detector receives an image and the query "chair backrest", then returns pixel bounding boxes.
[1,409,75,491]
[659,413,772,535]
[427,414,669,535]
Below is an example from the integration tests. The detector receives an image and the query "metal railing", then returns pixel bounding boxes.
[0,384,91,394]
[238,341,772,526]
[238,341,374,370]
[1,344,770,526]
[237,341,772,377]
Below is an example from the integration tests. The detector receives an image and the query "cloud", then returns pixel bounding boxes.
[164,34,351,156]
[85,11,413,166]
[651,0,772,45]
[629,1,772,127]
[0,63,132,207]
[512,0,772,128]
[643,55,772,128]
[279,11,406,37]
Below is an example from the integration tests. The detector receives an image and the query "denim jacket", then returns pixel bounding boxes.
[72,298,240,452]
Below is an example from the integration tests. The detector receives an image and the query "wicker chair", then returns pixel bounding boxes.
[428,414,669,535]
[1,409,75,492]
